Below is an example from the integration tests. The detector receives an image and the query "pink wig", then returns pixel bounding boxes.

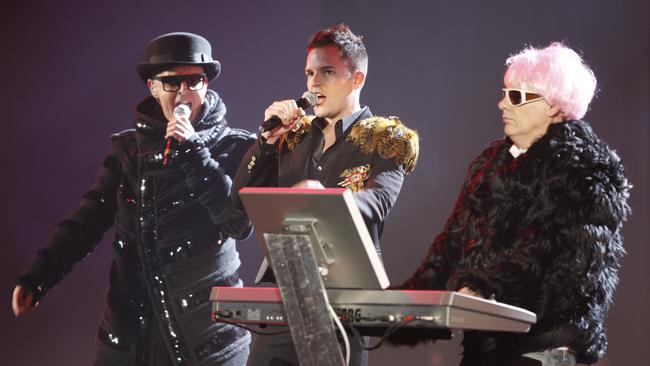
[504,42,597,120]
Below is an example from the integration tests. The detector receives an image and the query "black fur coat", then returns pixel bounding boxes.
[402,120,631,364]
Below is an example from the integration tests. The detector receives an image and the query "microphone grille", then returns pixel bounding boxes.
[173,103,191,118]
[301,91,318,107]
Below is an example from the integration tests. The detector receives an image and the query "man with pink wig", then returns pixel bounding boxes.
[397,43,631,365]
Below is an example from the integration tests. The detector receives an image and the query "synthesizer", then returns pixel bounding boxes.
[210,287,536,333]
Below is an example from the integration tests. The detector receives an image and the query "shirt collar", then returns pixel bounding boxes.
[341,106,368,132]
[509,143,528,158]
[314,106,368,134]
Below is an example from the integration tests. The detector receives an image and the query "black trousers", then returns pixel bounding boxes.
[247,331,368,366]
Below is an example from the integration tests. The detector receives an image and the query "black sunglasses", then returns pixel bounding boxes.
[502,88,543,106]
[152,73,207,92]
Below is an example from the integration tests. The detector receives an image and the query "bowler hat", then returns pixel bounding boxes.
[136,32,221,83]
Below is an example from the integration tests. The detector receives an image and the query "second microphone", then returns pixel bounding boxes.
[261,91,317,132]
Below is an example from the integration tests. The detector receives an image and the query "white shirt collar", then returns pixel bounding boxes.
[509,144,528,158]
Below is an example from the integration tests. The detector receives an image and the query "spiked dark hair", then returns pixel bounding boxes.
[307,23,368,73]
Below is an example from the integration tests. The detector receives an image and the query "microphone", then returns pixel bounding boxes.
[261,91,317,132]
[163,103,191,166]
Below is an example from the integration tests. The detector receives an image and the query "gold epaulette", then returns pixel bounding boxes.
[279,115,315,151]
[347,116,419,174]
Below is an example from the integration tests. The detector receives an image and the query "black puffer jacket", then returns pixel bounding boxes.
[18,90,255,365]
[402,120,631,364]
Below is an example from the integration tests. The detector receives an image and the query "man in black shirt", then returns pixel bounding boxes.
[233,24,419,366]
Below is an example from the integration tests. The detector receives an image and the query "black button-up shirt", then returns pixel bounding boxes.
[309,107,368,181]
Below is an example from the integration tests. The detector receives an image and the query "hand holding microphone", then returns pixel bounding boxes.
[261,91,317,142]
[163,103,192,166]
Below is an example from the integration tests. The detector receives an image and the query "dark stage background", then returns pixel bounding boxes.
[2,1,647,365]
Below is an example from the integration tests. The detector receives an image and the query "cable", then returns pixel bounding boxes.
[346,318,414,351]
[364,320,409,350]
[328,303,350,366]
[323,289,349,366]
[213,317,291,336]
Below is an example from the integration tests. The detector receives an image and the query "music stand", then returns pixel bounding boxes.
[239,187,390,366]
[240,187,390,290]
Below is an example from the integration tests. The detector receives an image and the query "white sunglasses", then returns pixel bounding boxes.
[502,88,544,106]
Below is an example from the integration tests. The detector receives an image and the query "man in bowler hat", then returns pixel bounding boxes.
[12,32,254,366]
